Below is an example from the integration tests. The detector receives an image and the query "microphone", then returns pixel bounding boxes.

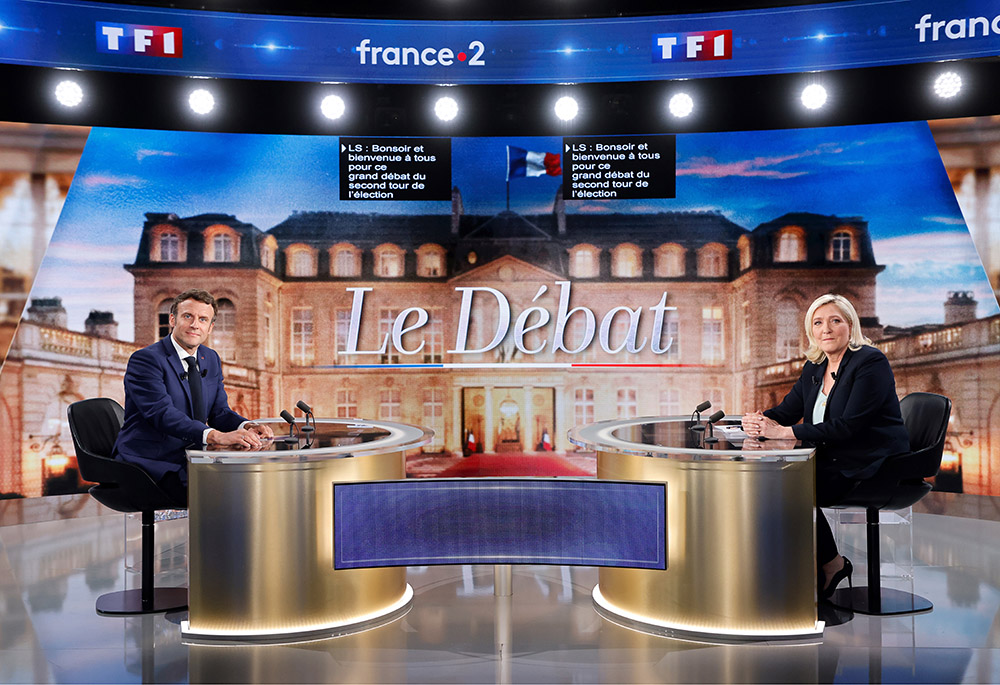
[812,375,820,385]
[704,410,726,444]
[279,410,301,442]
[831,372,838,380]
[296,400,316,433]
[690,400,712,431]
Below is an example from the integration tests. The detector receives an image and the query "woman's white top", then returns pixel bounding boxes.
[812,386,828,425]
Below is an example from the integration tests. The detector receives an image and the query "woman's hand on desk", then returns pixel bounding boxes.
[741,437,798,451]
[741,412,795,440]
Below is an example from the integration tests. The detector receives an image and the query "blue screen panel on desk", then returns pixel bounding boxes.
[333,479,666,570]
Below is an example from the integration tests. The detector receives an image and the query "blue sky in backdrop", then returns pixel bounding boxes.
[31,121,997,339]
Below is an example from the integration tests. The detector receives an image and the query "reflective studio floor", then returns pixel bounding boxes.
[2,494,1000,684]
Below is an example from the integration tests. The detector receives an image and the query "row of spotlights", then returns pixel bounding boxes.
[51,71,966,119]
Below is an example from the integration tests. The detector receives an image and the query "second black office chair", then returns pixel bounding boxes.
[67,397,188,615]
[828,391,951,615]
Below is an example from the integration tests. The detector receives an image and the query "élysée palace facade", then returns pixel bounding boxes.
[127,187,884,455]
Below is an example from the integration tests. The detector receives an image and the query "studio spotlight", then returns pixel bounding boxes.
[320,94,346,120]
[554,95,579,121]
[668,92,694,118]
[800,84,827,110]
[434,96,459,122]
[54,80,83,108]
[933,71,962,99]
[188,88,215,115]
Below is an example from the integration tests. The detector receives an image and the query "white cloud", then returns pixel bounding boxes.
[872,231,983,267]
[923,215,967,226]
[40,241,136,264]
[80,173,146,189]
[136,148,179,162]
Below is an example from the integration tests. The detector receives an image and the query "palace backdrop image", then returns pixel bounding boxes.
[1,121,998,499]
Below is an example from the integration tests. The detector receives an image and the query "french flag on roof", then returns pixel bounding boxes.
[507,146,562,181]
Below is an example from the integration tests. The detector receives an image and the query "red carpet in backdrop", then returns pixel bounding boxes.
[436,454,594,478]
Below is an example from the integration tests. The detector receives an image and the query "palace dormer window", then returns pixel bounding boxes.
[286,243,318,277]
[611,243,642,278]
[569,244,601,278]
[774,226,806,262]
[150,224,186,262]
[697,243,728,278]
[654,243,685,278]
[828,228,859,262]
[738,235,752,271]
[416,243,447,278]
[260,236,277,271]
[203,225,240,263]
[330,243,361,278]
[375,243,405,278]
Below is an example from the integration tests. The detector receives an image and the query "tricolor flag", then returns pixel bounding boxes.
[507,146,561,180]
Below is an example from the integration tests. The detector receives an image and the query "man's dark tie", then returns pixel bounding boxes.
[184,356,206,423]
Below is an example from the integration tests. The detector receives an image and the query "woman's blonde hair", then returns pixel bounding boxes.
[803,293,871,363]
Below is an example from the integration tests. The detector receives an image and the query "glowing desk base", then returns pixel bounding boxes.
[180,585,413,644]
[593,585,824,644]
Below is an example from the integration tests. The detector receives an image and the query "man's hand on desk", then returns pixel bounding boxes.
[244,422,274,440]
[207,427,264,449]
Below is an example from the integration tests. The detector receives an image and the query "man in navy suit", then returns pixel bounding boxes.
[113,289,272,501]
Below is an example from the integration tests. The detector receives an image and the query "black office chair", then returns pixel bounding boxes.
[67,398,188,615]
[829,392,951,616]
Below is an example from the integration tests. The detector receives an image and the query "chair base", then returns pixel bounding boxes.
[828,586,932,616]
[96,587,188,615]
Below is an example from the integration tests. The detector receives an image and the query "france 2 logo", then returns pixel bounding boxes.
[652,30,732,62]
[96,22,183,58]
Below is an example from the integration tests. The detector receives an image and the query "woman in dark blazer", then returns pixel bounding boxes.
[742,294,909,598]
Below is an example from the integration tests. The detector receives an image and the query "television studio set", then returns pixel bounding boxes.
[0,0,1000,681]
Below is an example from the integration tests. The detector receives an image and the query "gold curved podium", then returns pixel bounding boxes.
[181,418,431,643]
[569,416,822,642]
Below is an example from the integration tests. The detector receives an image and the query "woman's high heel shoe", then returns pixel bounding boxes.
[820,557,854,600]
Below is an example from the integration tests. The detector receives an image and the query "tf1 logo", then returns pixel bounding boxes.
[652,30,732,61]
[96,22,183,57]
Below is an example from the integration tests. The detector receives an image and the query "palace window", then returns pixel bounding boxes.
[774,227,806,262]
[776,301,801,361]
[263,299,275,365]
[659,388,681,416]
[291,307,314,365]
[828,229,858,262]
[654,243,685,277]
[574,388,595,427]
[424,310,444,363]
[611,243,642,278]
[260,237,276,271]
[331,243,361,277]
[286,244,317,277]
[569,244,600,278]
[379,388,401,421]
[738,235,752,271]
[657,309,680,361]
[380,309,400,364]
[697,243,728,277]
[375,244,405,278]
[616,388,638,418]
[336,389,358,418]
[416,244,446,278]
[157,299,172,339]
[213,298,237,362]
[701,306,724,364]
[422,388,444,451]
[150,224,186,262]
[203,225,240,263]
